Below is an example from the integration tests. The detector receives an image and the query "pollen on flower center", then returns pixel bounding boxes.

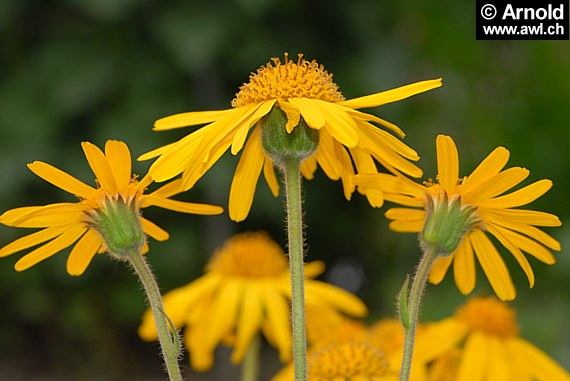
[206,231,288,278]
[231,53,345,108]
[455,297,519,337]
[308,341,390,380]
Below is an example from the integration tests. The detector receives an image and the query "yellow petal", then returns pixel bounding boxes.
[350,148,384,207]
[385,207,426,221]
[333,141,355,200]
[487,225,535,288]
[288,98,325,129]
[14,224,86,271]
[436,135,459,196]
[263,158,280,197]
[154,109,234,130]
[230,100,275,155]
[506,337,570,381]
[346,109,405,137]
[230,285,264,364]
[277,100,301,133]
[453,239,476,295]
[0,226,66,257]
[142,195,223,216]
[203,280,243,350]
[2,203,85,228]
[81,141,118,193]
[261,285,291,362]
[413,317,468,362]
[66,229,102,276]
[477,179,553,209]
[316,100,359,148]
[361,122,418,160]
[229,129,265,222]
[141,217,169,241]
[182,134,233,190]
[484,216,560,251]
[300,155,317,180]
[146,179,186,199]
[314,130,340,180]
[27,161,98,199]
[337,78,443,109]
[463,167,530,204]
[137,141,176,161]
[487,336,510,380]
[104,140,132,190]
[483,208,561,227]
[457,332,489,381]
[428,255,453,284]
[496,227,556,264]
[304,260,326,279]
[388,218,425,233]
[470,230,516,301]
[304,281,368,317]
[461,146,510,194]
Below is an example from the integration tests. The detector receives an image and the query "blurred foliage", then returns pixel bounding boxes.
[1,0,569,379]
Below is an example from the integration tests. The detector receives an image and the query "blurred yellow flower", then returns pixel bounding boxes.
[356,134,561,301]
[140,53,442,221]
[0,140,223,275]
[416,297,570,381]
[138,231,367,371]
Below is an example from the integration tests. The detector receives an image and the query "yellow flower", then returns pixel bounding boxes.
[0,140,223,275]
[355,134,562,301]
[416,297,570,381]
[140,53,442,221]
[138,231,367,371]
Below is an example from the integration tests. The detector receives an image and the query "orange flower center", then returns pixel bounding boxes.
[206,231,288,278]
[231,53,345,108]
[307,341,390,380]
[455,297,519,337]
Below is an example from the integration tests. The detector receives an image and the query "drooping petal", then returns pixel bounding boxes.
[14,224,87,271]
[230,285,264,364]
[486,225,535,288]
[483,208,561,227]
[428,255,453,284]
[453,239,476,295]
[142,195,223,215]
[277,100,301,133]
[470,230,516,301]
[66,229,102,276]
[486,336,510,380]
[81,141,118,193]
[0,227,66,257]
[313,130,340,180]
[229,128,265,222]
[388,218,425,232]
[496,227,556,264]
[346,109,405,137]
[316,100,359,148]
[263,158,280,197]
[506,337,570,381]
[145,179,186,200]
[288,98,325,129]
[457,332,490,381]
[202,280,243,351]
[104,140,132,190]
[27,161,98,199]
[337,78,443,109]
[333,140,355,200]
[230,100,275,155]
[476,179,553,209]
[461,146,510,194]
[141,217,169,241]
[304,281,367,317]
[385,207,426,221]
[436,135,459,196]
[350,148,384,207]
[484,216,560,251]
[261,285,291,362]
[154,109,234,130]
[413,317,468,362]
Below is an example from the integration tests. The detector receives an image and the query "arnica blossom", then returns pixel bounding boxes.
[0,140,223,276]
[355,134,561,301]
[274,318,430,381]
[415,297,570,381]
[138,231,367,371]
[139,53,442,221]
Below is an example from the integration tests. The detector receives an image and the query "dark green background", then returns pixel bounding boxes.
[1,0,568,380]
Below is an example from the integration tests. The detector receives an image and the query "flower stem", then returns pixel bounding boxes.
[242,335,260,381]
[399,245,440,381]
[282,157,307,381]
[126,249,183,381]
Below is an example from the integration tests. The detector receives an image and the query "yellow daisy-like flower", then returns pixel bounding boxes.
[355,134,562,301]
[140,53,442,221]
[138,231,367,371]
[416,297,570,381]
[0,140,223,275]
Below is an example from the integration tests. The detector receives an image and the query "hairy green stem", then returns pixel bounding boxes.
[399,245,440,381]
[283,157,307,381]
[242,335,260,381]
[126,249,183,381]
